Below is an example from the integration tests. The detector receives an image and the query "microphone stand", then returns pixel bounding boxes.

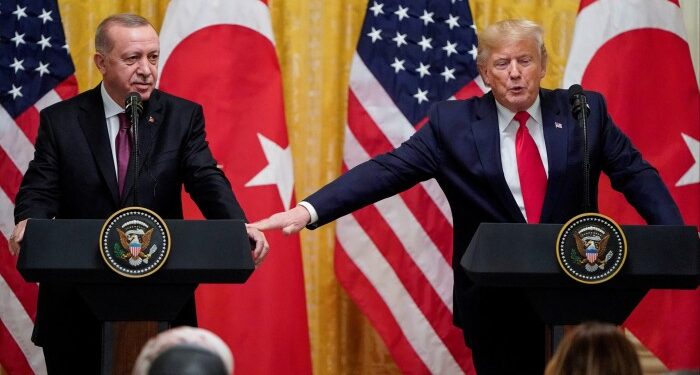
[575,95,591,213]
[126,95,142,206]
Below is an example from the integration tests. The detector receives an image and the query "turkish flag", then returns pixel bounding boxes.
[565,0,699,369]
[158,1,312,374]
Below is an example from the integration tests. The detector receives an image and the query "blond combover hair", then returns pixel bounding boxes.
[544,322,643,375]
[95,13,154,54]
[476,19,547,68]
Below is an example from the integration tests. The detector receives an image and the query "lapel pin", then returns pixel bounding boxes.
[148,116,155,124]
[555,122,563,129]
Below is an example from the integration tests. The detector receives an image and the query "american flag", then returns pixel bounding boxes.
[335,0,485,373]
[1,0,78,374]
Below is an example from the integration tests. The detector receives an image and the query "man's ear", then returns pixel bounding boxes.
[94,53,107,74]
[478,65,491,87]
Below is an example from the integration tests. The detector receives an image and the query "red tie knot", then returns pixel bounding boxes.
[514,111,530,127]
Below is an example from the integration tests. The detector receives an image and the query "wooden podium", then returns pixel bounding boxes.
[17,218,254,375]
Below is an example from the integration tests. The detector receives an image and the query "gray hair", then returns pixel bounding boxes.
[95,13,154,53]
[132,326,234,375]
[476,19,547,68]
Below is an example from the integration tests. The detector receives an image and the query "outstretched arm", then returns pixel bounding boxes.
[250,205,311,235]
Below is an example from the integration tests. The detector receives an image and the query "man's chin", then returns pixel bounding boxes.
[132,88,154,101]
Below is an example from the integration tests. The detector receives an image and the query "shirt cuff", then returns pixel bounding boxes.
[297,201,318,224]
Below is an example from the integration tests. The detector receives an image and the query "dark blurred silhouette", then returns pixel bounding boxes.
[133,326,233,375]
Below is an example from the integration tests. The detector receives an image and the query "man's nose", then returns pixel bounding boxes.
[135,58,151,75]
[508,60,521,79]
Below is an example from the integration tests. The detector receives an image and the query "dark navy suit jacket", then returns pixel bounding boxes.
[15,85,246,345]
[305,88,682,342]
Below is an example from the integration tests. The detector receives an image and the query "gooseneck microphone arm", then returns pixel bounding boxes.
[125,92,143,206]
[569,84,592,213]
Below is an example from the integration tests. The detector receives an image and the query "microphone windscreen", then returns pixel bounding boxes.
[125,92,141,105]
[568,84,583,104]
[125,92,143,118]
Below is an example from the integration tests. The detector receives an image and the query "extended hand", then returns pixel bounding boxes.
[245,225,269,267]
[250,206,311,235]
[7,219,28,256]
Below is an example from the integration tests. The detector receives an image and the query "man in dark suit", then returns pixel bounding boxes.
[6,14,268,373]
[252,19,683,374]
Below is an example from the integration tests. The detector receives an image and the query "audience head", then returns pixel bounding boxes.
[133,326,234,375]
[545,322,642,375]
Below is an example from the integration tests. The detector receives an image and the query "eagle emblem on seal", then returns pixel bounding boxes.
[570,227,615,272]
[114,221,158,266]
[574,232,610,266]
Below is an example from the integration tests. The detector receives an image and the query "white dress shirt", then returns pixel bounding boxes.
[100,83,126,180]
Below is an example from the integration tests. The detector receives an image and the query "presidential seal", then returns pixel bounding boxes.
[556,213,627,284]
[99,207,171,278]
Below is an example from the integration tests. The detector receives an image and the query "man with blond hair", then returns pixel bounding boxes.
[253,19,681,373]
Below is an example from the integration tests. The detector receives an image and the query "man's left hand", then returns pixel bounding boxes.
[245,224,269,267]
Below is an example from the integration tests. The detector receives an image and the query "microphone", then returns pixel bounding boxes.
[124,92,142,206]
[125,92,143,124]
[568,84,589,120]
[568,84,591,212]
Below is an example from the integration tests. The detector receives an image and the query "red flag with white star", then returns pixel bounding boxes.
[158,1,312,374]
[564,0,700,369]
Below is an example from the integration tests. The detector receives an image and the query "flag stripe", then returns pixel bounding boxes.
[350,201,472,366]
[0,240,38,319]
[453,77,488,100]
[0,149,24,203]
[336,213,464,374]
[343,127,454,307]
[0,321,33,375]
[0,274,45,375]
[334,244,433,374]
[34,89,63,113]
[347,92,454,255]
[0,108,35,175]
[14,108,41,146]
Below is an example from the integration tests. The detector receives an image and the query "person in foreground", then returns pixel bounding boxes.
[252,19,682,374]
[545,322,642,375]
[133,326,234,375]
[7,13,268,373]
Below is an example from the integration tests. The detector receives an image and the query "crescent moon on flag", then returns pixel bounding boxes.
[563,0,688,87]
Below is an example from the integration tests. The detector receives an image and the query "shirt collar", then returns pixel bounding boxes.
[100,82,123,119]
[496,94,543,133]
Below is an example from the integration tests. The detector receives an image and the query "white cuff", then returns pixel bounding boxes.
[297,201,318,224]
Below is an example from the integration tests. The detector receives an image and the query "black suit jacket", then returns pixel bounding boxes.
[15,85,246,345]
[305,88,683,343]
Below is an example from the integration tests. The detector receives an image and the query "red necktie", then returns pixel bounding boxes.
[115,113,131,196]
[514,111,546,223]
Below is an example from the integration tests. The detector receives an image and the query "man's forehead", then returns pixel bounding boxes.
[490,40,538,57]
[107,25,159,46]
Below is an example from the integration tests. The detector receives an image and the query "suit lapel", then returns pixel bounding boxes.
[539,89,569,222]
[121,90,161,206]
[471,93,524,222]
[78,86,120,206]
